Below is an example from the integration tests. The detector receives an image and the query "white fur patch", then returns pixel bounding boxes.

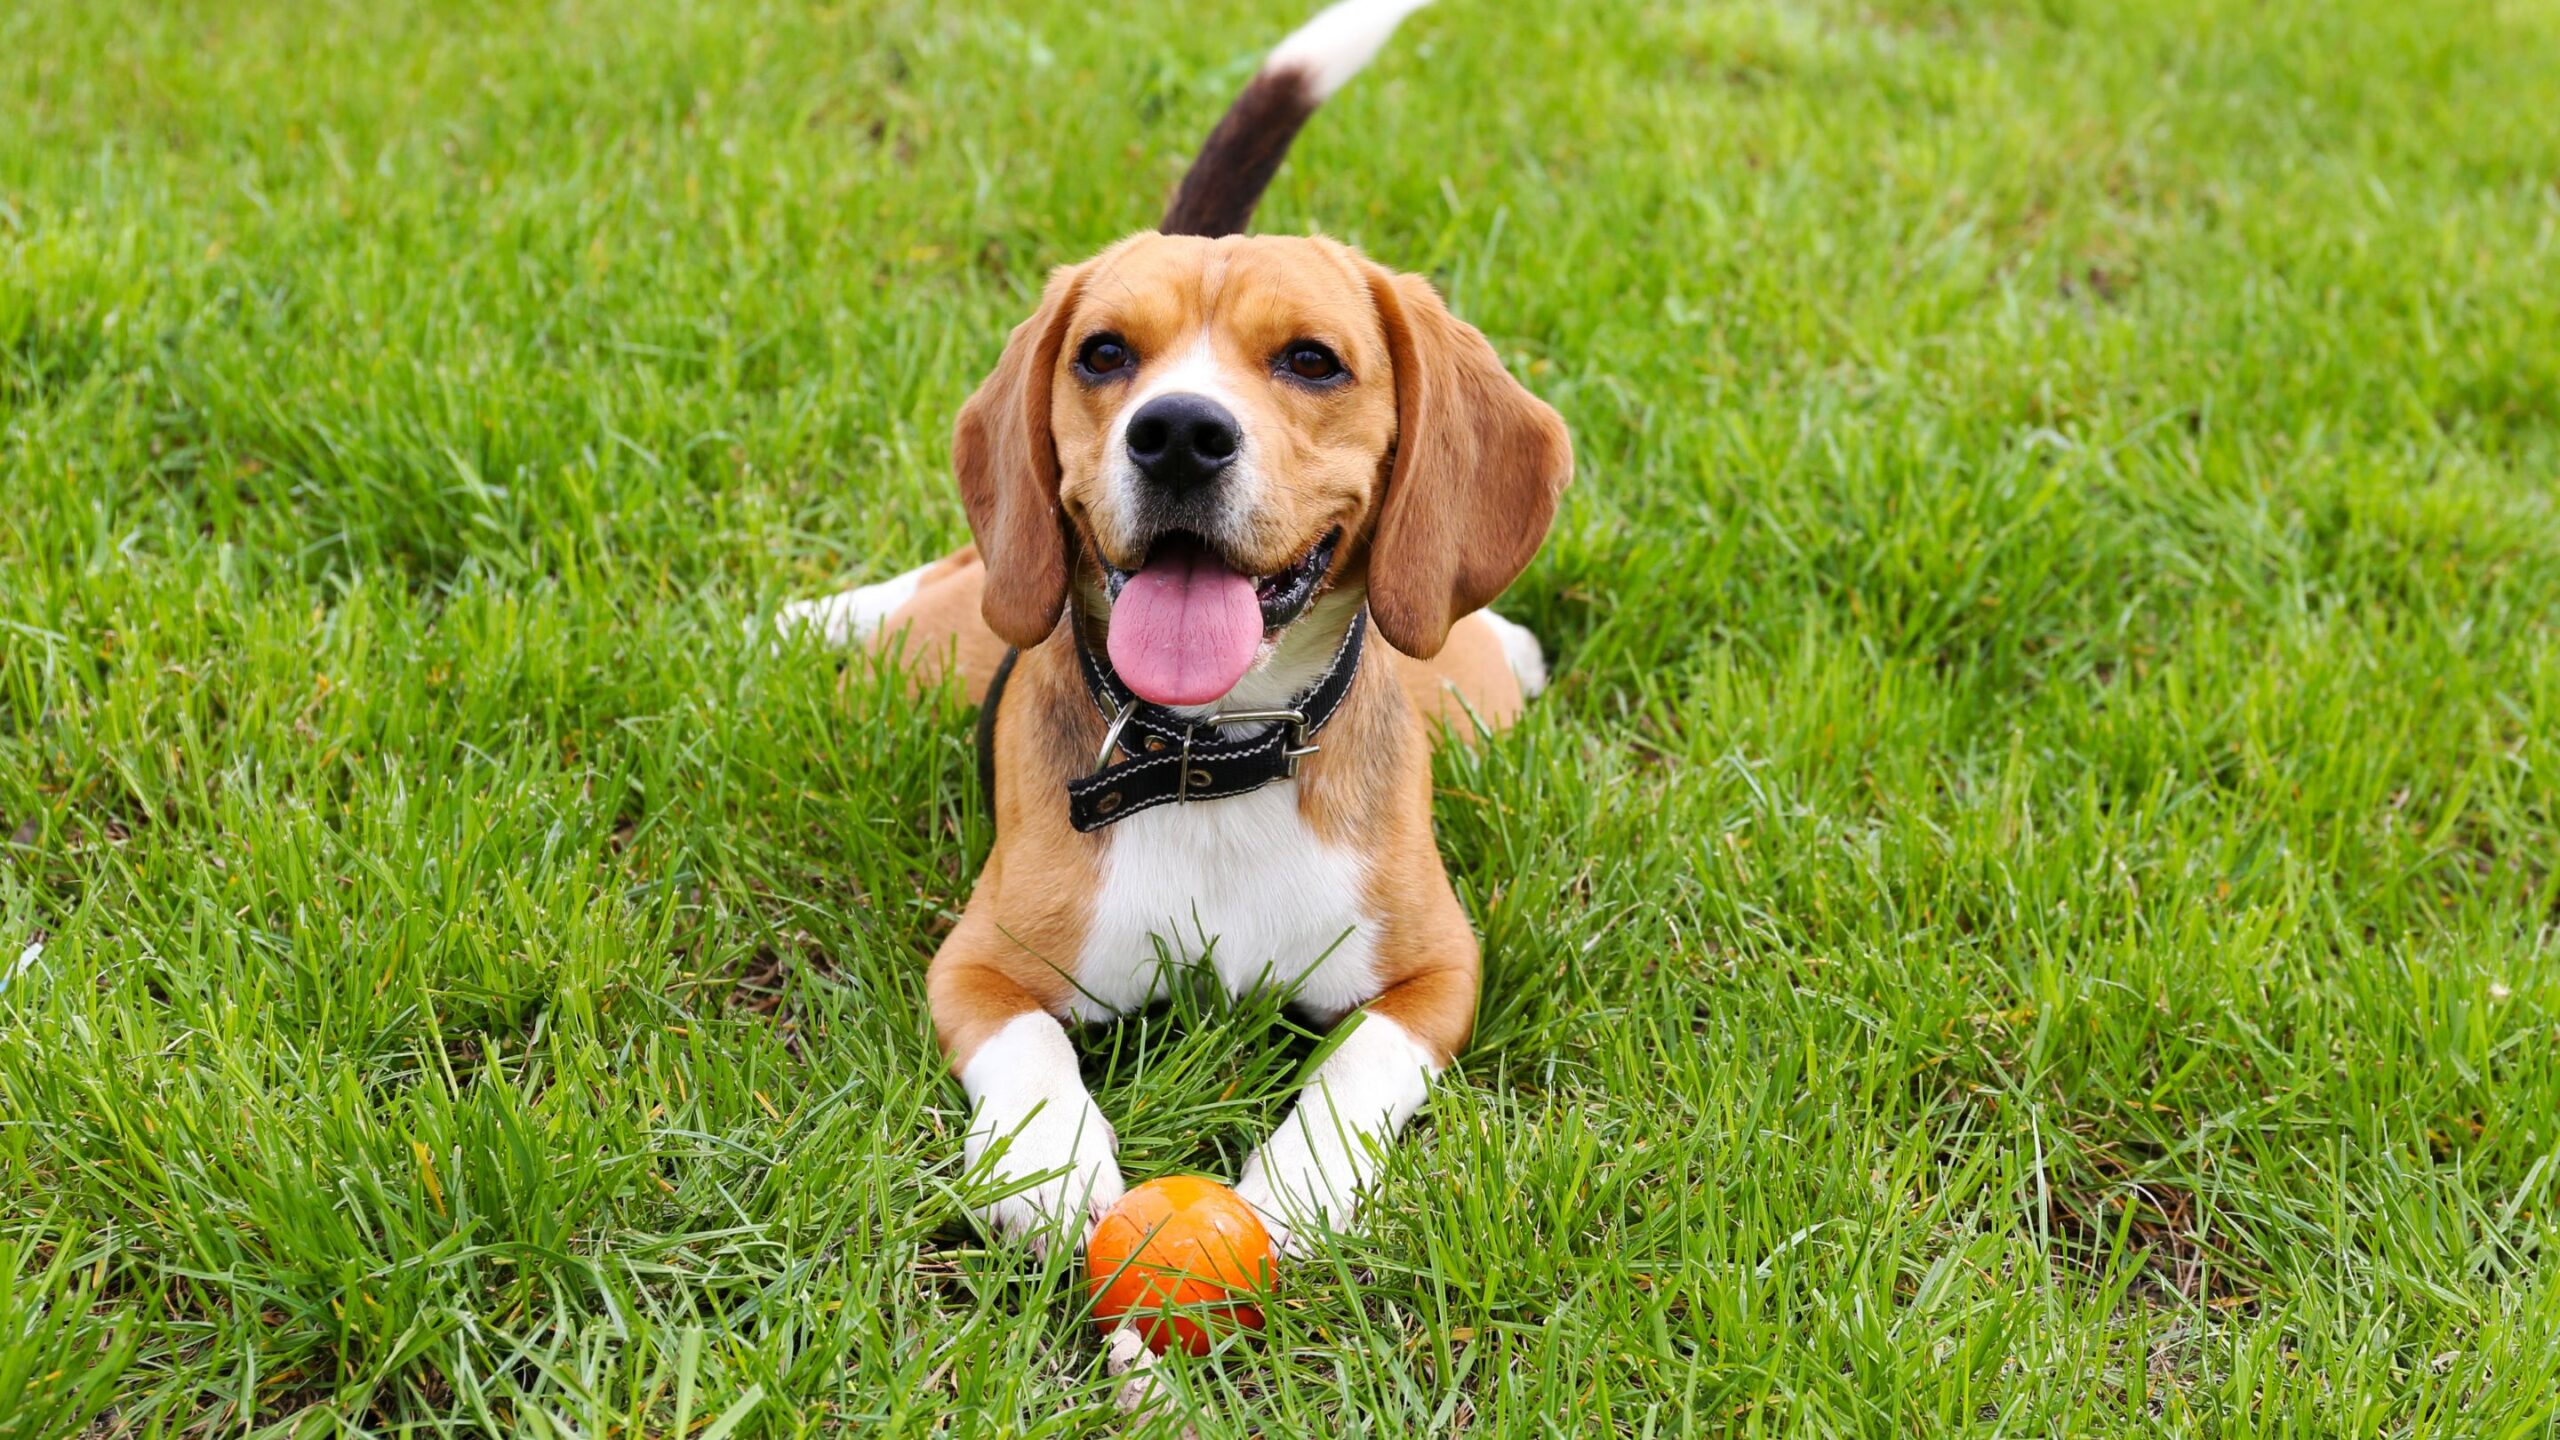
[960,1012,1125,1245]
[1478,608,1549,699]
[1099,336,1267,563]
[1266,0,1436,101]
[771,562,930,648]
[1235,1011,1439,1253]
[1069,777,1379,1024]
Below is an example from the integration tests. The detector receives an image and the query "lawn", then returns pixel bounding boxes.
[5,0,2559,1433]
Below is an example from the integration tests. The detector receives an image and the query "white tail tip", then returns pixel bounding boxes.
[1265,0,1435,101]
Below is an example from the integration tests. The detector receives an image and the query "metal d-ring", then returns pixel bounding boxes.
[1092,700,1138,773]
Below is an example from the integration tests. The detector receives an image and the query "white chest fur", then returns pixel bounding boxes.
[1068,782,1378,1024]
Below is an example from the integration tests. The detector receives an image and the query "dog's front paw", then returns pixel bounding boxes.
[1234,1011,1442,1259]
[960,1013,1123,1252]
[968,1090,1125,1251]
[1233,1147,1353,1260]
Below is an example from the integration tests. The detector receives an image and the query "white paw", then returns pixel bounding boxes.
[970,1096,1125,1249]
[768,565,928,650]
[1478,609,1548,699]
[1233,1163,1332,1260]
[961,1014,1124,1250]
[1234,1012,1440,1259]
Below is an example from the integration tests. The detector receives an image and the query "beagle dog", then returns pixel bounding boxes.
[782,0,1571,1254]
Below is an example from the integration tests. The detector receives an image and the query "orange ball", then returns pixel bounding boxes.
[1086,1175,1274,1356]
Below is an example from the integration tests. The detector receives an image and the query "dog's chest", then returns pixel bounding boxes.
[1068,783,1378,1022]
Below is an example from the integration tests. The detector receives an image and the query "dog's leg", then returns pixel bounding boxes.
[773,546,1013,702]
[930,926,1124,1248]
[774,558,937,648]
[1393,608,1548,740]
[1234,962,1471,1255]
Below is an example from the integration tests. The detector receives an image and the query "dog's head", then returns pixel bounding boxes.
[954,232,1570,708]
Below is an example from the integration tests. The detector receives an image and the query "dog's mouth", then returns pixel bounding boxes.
[1097,527,1340,706]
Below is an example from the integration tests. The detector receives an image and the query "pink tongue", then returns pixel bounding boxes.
[1107,538,1263,707]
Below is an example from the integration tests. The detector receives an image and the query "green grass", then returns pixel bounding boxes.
[4,0,2558,1432]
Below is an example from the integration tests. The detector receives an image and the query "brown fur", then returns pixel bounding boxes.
[923,624,1100,1062]
[869,547,1012,703]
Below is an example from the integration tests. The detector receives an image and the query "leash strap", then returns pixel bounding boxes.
[1063,608,1366,832]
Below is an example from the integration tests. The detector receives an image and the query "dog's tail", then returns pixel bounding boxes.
[1160,0,1434,238]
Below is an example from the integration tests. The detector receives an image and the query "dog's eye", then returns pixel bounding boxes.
[1280,342,1344,384]
[1076,334,1134,378]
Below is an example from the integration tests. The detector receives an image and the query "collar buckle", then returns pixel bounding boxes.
[1190,708,1317,781]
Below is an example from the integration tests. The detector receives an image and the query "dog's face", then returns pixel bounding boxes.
[1052,237,1396,657]
[956,232,1570,706]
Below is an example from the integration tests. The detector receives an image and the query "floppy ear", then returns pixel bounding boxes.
[953,263,1088,647]
[1361,266,1574,659]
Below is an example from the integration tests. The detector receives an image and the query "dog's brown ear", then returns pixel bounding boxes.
[1361,266,1573,659]
[954,263,1087,647]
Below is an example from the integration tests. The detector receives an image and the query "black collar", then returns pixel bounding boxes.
[1065,607,1367,832]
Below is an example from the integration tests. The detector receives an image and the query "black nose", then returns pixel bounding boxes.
[1123,392,1240,491]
